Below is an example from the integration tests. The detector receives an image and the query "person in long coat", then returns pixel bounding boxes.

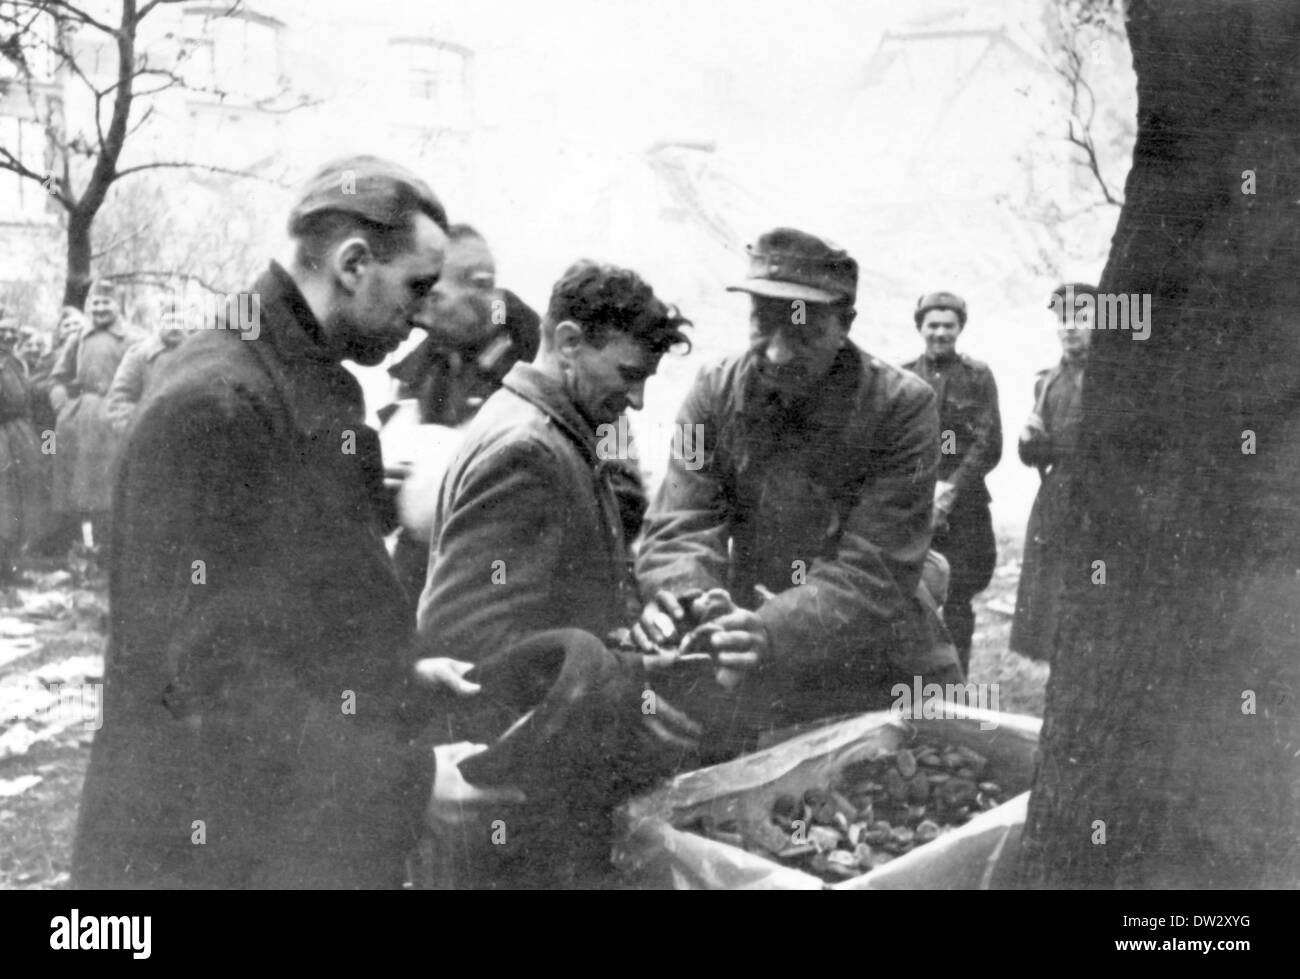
[17,325,66,555]
[0,315,44,580]
[1010,283,1094,662]
[48,281,142,548]
[71,156,500,889]
[105,302,189,434]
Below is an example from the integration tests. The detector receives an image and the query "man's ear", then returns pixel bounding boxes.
[840,308,858,332]
[554,319,584,356]
[331,236,372,296]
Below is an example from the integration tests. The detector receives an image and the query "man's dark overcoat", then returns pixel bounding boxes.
[72,263,431,889]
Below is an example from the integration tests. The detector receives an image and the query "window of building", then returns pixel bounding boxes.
[182,5,283,101]
[389,38,472,130]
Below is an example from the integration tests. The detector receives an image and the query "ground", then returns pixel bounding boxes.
[0,557,108,890]
[0,536,1044,890]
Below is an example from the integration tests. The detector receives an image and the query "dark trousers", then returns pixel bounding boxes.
[931,500,997,674]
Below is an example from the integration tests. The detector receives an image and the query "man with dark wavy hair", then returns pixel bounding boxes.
[419,259,692,667]
[416,260,700,887]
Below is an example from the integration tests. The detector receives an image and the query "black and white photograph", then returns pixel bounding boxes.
[0,0,1290,925]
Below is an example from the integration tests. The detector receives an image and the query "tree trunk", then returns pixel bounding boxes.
[63,206,93,310]
[1019,0,1300,888]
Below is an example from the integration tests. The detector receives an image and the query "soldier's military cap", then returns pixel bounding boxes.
[914,290,967,326]
[727,227,858,305]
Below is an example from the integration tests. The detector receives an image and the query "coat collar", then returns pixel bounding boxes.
[255,261,336,365]
[501,362,602,464]
[919,350,961,371]
[79,317,128,341]
[140,334,182,363]
[243,262,366,433]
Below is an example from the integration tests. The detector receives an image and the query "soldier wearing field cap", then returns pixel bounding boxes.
[635,228,962,755]
[72,156,510,889]
[48,278,144,553]
[903,291,1002,674]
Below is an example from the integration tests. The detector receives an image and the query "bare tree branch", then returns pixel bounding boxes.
[1039,0,1125,208]
[112,160,280,183]
[36,0,119,37]
[138,0,195,19]
[1067,119,1123,206]
[91,215,156,259]
[0,145,71,207]
[101,268,229,294]
[123,100,153,138]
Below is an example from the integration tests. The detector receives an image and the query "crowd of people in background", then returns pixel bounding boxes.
[0,282,151,577]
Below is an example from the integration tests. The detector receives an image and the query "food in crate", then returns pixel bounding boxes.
[680,741,1005,881]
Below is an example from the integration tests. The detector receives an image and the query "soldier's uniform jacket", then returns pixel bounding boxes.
[105,334,187,432]
[49,316,144,513]
[0,349,44,548]
[417,362,635,665]
[1011,356,1087,661]
[637,342,958,732]
[902,352,1002,506]
[1019,359,1085,471]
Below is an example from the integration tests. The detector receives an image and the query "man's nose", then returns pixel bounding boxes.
[410,294,437,331]
[764,327,796,367]
[626,381,646,412]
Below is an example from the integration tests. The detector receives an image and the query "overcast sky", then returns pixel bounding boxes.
[286,0,899,152]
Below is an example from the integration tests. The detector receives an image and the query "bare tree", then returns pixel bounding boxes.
[89,171,269,318]
[1048,0,1128,207]
[1019,0,1300,888]
[1002,0,1133,276]
[0,1,300,308]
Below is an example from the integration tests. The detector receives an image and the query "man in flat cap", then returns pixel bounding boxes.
[73,156,504,889]
[635,228,962,753]
[48,278,144,554]
[903,292,1002,675]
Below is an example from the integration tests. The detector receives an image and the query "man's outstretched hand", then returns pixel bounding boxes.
[632,589,691,652]
[633,588,768,690]
[414,657,481,695]
[697,605,769,673]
